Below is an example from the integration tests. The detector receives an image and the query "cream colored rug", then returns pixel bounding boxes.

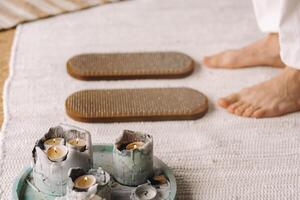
[0,0,122,30]
[1,0,300,199]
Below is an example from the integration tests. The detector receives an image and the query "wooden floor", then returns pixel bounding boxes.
[0,29,15,126]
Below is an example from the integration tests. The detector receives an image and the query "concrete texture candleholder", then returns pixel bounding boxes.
[88,167,111,199]
[13,126,177,200]
[64,167,111,200]
[130,183,159,200]
[32,125,93,196]
[112,130,154,187]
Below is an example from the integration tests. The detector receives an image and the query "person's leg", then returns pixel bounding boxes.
[279,0,300,69]
[218,0,300,118]
[252,0,281,33]
[203,0,285,69]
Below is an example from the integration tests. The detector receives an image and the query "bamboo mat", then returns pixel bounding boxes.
[0,29,14,126]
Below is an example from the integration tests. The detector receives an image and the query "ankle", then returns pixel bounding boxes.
[284,67,300,83]
[266,33,279,42]
[259,33,281,57]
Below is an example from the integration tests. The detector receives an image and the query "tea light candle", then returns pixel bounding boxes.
[74,175,96,190]
[47,145,68,162]
[44,137,64,146]
[133,184,158,200]
[67,138,86,151]
[126,141,145,150]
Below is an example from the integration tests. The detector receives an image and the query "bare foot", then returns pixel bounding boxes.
[203,33,285,69]
[218,67,300,118]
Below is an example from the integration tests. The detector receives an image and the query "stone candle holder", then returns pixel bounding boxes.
[130,183,159,200]
[13,126,176,199]
[65,167,111,200]
[32,125,93,196]
[112,130,154,187]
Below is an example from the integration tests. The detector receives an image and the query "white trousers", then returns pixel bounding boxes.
[252,0,300,68]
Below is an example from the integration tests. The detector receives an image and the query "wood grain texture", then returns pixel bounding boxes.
[0,29,15,126]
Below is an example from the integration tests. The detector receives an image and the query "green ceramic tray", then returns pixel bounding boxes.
[13,144,177,200]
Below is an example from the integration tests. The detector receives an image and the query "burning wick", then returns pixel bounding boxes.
[44,137,64,146]
[126,142,145,150]
[74,175,96,190]
[67,138,86,151]
[46,145,68,162]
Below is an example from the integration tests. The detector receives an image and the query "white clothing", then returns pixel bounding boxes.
[252,0,300,68]
[252,0,281,32]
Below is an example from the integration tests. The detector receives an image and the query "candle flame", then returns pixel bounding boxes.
[84,177,88,182]
[53,138,56,143]
[76,138,79,144]
[133,144,137,149]
[54,147,57,153]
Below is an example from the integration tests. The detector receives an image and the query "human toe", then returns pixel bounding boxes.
[218,93,239,108]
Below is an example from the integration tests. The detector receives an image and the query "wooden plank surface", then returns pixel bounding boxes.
[0,29,15,126]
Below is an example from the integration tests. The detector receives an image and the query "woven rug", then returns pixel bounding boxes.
[1,0,300,199]
[0,0,122,30]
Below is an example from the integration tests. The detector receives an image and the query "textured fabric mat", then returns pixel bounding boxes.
[1,0,300,199]
[0,0,122,30]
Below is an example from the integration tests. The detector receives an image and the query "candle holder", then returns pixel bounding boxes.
[32,125,93,196]
[64,167,110,200]
[13,126,177,200]
[112,130,154,186]
[130,183,159,200]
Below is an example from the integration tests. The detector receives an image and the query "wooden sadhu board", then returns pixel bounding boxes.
[67,52,194,80]
[65,88,208,123]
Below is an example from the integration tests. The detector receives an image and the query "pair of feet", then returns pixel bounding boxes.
[203,33,300,118]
